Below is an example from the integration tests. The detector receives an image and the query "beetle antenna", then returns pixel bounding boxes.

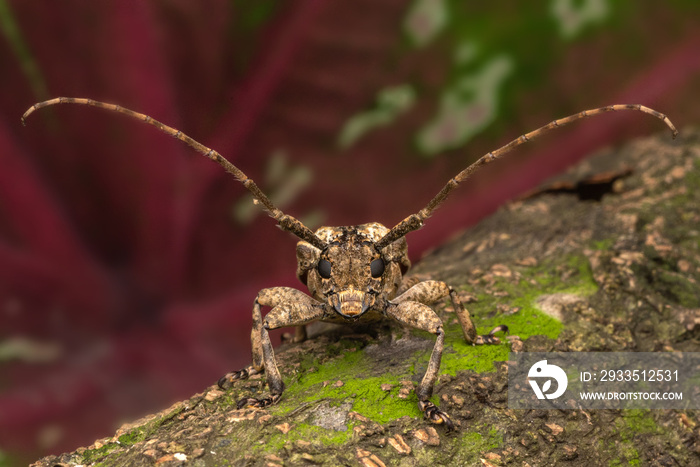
[376,104,678,249]
[22,97,327,249]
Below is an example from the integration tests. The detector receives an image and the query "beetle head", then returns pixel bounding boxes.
[296,222,410,319]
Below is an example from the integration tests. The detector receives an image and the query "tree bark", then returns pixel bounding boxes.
[34,129,700,466]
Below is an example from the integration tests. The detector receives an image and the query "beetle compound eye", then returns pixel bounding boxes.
[370,258,385,278]
[318,259,332,279]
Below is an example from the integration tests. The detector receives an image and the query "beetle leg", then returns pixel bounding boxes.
[217,295,267,389]
[218,288,322,390]
[217,291,268,389]
[385,300,454,430]
[395,274,425,295]
[394,280,508,345]
[223,287,326,408]
[217,365,261,388]
[474,324,509,345]
[281,325,308,344]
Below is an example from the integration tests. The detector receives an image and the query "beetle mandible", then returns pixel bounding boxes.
[22,99,678,429]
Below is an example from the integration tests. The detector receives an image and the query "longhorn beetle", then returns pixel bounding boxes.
[22,99,678,429]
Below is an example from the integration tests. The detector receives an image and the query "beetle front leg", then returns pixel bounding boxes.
[385,300,454,430]
[217,296,269,389]
[395,280,508,345]
[218,288,323,392]
[225,287,326,409]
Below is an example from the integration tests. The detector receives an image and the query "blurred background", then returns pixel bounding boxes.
[0,0,699,463]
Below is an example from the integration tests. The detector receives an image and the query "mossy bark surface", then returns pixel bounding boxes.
[34,130,700,466]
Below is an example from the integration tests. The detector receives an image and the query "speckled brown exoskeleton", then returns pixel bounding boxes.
[22,99,678,430]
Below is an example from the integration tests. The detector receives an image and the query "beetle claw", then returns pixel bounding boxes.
[236,394,282,409]
[474,324,509,345]
[217,366,258,389]
[418,400,455,431]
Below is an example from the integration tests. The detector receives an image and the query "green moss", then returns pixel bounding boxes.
[294,423,353,446]
[462,427,502,450]
[483,299,563,340]
[277,347,421,423]
[621,409,659,434]
[351,381,422,422]
[252,422,356,456]
[452,254,599,342]
[434,253,602,378]
[607,438,641,466]
[432,334,509,376]
[605,410,661,466]
[76,403,188,464]
[655,270,699,308]
[445,426,503,465]
[117,427,146,446]
[567,254,600,293]
[220,390,242,410]
[79,442,121,464]
[593,238,615,251]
